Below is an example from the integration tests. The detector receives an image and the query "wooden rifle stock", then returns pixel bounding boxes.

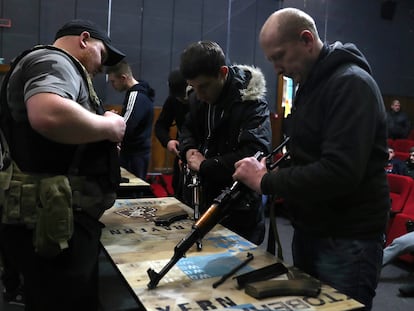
[147,181,243,289]
[146,137,291,289]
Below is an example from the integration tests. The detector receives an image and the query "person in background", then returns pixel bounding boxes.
[107,60,155,179]
[233,8,389,310]
[387,99,411,139]
[383,220,414,297]
[178,40,272,245]
[0,19,125,310]
[386,146,408,175]
[154,70,190,201]
[405,147,414,179]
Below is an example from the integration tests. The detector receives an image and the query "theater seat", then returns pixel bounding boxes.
[386,178,414,264]
[408,129,414,141]
[393,139,414,153]
[387,173,414,214]
[161,174,174,196]
[147,173,174,198]
[385,214,414,264]
[150,183,169,197]
[394,151,409,162]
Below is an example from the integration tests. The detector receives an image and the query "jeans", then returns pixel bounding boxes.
[0,224,22,293]
[383,231,414,266]
[292,229,383,311]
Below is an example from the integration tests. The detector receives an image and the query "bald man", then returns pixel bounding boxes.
[233,8,389,310]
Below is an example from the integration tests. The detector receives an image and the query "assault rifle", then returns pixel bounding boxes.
[147,137,290,289]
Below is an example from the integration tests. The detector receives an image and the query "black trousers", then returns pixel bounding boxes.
[0,224,21,293]
[0,212,103,311]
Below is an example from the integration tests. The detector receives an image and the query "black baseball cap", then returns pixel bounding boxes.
[55,19,125,66]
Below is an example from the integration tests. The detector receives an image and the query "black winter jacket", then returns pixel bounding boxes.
[387,110,411,139]
[261,42,390,239]
[179,65,272,243]
[154,95,189,147]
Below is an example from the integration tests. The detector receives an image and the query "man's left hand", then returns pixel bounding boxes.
[187,150,205,172]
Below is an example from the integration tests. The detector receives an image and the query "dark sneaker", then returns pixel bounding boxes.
[3,287,25,306]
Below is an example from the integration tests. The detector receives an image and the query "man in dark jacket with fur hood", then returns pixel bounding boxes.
[179,40,271,245]
[233,8,389,311]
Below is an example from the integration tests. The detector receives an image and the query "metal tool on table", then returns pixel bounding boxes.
[212,252,254,288]
[147,137,291,289]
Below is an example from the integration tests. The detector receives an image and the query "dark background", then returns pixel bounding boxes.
[0,0,412,113]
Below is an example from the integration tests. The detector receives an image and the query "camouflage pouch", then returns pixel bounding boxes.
[0,162,40,225]
[35,175,73,258]
[2,179,21,223]
[21,183,39,225]
[0,159,15,223]
[0,127,13,221]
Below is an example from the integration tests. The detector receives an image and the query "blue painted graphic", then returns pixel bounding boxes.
[205,235,256,252]
[177,253,254,280]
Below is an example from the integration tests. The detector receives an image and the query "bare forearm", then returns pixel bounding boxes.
[27,93,125,144]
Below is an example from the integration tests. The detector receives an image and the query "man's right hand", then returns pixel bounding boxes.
[186,149,205,172]
[233,157,267,194]
[167,140,180,155]
[103,111,126,142]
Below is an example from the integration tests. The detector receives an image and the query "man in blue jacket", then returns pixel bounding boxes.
[233,8,389,310]
[107,61,155,179]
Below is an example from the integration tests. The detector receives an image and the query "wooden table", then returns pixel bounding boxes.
[100,197,364,311]
[117,167,153,198]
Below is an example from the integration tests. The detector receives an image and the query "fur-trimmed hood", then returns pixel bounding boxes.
[231,64,267,102]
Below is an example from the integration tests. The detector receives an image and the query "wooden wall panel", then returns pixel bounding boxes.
[148,107,177,173]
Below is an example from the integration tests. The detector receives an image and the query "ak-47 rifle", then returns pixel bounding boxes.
[147,137,290,289]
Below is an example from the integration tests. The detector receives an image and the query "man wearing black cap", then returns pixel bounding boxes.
[54,19,125,67]
[0,19,125,310]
